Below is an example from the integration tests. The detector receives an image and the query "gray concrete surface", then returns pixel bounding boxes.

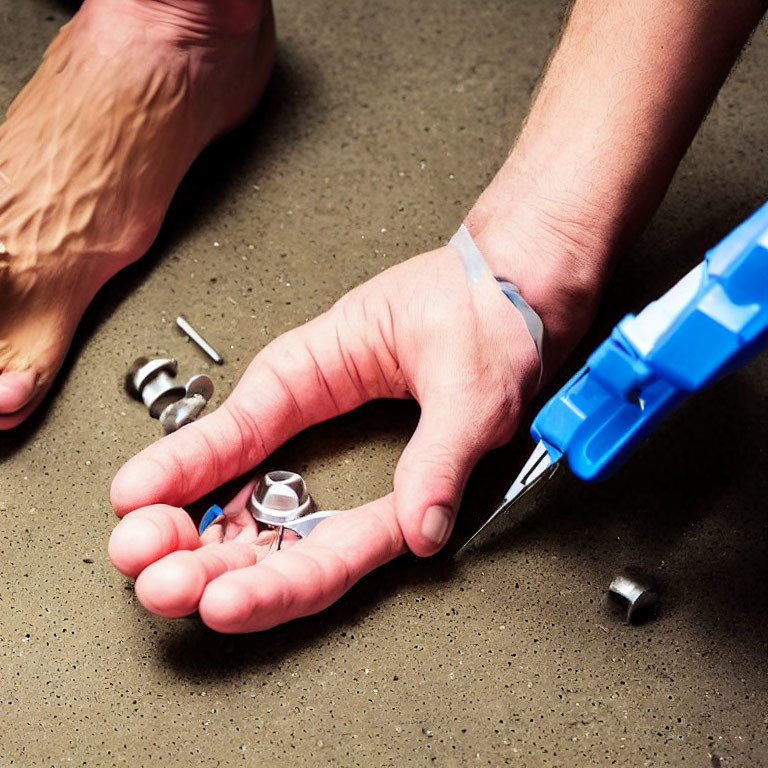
[1,1,767,765]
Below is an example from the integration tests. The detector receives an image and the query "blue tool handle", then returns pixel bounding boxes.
[532,201,768,481]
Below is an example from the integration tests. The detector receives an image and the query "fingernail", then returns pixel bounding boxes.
[199,504,223,535]
[421,505,453,548]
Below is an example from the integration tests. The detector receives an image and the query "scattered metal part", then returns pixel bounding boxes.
[608,568,659,623]
[248,471,341,550]
[159,392,208,434]
[127,357,213,432]
[176,314,224,365]
[185,373,214,401]
[126,357,186,418]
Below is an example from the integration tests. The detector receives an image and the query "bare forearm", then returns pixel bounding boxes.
[469,0,766,352]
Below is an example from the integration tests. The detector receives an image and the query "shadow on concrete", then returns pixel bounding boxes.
[156,548,458,679]
[447,128,768,671]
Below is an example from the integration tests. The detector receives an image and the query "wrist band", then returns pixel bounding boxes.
[449,224,544,382]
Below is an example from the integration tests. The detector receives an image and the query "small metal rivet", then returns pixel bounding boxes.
[127,357,213,432]
[608,568,659,623]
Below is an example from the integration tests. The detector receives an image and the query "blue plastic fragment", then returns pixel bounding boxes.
[198,504,224,535]
[532,201,768,481]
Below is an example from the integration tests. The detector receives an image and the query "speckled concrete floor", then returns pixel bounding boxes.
[1,1,767,766]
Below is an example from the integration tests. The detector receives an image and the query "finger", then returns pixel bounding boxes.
[110,400,258,517]
[198,495,406,633]
[134,539,269,619]
[109,477,259,579]
[393,400,486,557]
[108,504,201,579]
[109,494,280,618]
[110,309,380,516]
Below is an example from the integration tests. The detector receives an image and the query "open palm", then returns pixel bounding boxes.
[108,246,543,632]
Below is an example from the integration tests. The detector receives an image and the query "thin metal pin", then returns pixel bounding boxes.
[176,314,224,365]
[268,524,285,554]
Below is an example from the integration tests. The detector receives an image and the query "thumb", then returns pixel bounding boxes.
[393,399,485,557]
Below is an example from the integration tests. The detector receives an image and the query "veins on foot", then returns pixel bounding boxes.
[0,0,274,426]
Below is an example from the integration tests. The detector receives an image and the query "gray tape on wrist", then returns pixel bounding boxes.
[449,224,544,382]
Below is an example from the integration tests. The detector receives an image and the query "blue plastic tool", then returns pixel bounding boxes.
[199,504,223,534]
[460,201,768,550]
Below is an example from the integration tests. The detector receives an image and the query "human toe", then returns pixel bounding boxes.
[0,369,37,414]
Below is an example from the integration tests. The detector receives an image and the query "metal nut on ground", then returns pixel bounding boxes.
[159,393,209,433]
[126,357,186,418]
[609,568,659,623]
[126,357,213,430]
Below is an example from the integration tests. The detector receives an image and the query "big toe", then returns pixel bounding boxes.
[0,369,37,415]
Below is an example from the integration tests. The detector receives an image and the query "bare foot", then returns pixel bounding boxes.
[0,0,275,428]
